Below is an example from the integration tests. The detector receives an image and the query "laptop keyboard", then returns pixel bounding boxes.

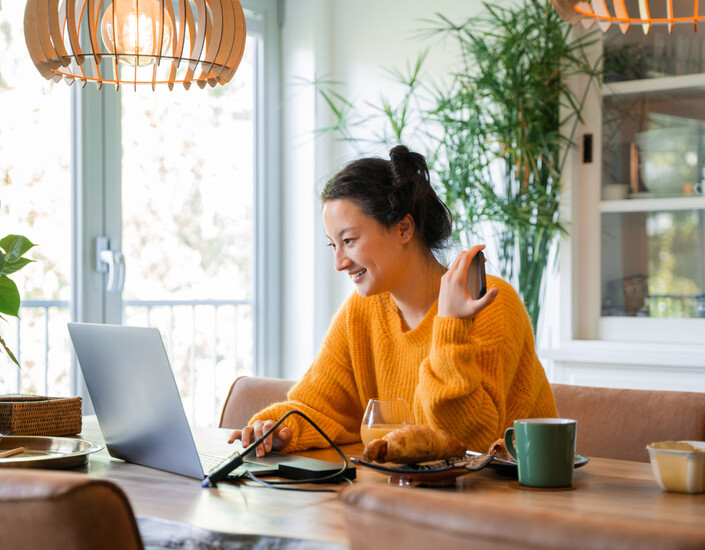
[200,452,228,470]
[199,452,251,479]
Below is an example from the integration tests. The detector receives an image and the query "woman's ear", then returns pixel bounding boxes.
[397,214,415,244]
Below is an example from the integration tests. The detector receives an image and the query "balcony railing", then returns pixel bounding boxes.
[3,299,253,427]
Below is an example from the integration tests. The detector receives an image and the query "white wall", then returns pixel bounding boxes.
[279,0,495,379]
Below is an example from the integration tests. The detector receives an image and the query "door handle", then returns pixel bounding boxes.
[96,236,126,293]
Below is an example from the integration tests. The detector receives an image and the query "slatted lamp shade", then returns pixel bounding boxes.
[551,0,705,34]
[23,0,247,90]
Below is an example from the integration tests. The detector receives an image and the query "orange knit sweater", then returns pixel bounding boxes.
[250,275,557,453]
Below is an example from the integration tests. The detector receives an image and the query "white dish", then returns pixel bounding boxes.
[0,435,103,470]
[647,440,705,494]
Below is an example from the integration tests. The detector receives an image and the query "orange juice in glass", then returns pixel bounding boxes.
[360,398,413,446]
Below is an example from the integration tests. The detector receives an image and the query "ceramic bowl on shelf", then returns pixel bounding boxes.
[602,184,629,200]
[634,127,699,195]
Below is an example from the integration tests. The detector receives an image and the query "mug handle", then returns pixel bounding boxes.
[504,427,518,462]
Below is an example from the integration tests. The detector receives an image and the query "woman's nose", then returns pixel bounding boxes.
[334,249,351,272]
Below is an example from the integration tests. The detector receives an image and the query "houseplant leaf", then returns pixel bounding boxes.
[0,234,36,263]
[0,257,33,276]
[0,335,20,367]
[0,275,21,317]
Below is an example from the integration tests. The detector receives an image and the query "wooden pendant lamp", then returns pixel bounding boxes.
[23,0,247,90]
[551,0,705,34]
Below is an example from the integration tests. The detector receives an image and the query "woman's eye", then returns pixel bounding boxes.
[343,238,354,246]
[327,242,336,250]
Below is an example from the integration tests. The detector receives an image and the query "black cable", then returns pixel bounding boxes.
[202,409,350,490]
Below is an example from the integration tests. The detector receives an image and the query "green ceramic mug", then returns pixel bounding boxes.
[504,418,577,488]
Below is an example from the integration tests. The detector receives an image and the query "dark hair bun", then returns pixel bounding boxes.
[321,145,452,251]
[390,145,430,186]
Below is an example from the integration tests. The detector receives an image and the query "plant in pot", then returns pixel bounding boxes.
[0,233,36,367]
[315,0,604,333]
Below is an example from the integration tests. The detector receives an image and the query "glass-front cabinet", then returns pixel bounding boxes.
[598,21,705,327]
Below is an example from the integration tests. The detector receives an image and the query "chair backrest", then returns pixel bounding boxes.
[0,469,143,550]
[551,383,705,462]
[219,376,296,429]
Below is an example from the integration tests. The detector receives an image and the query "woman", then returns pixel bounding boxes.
[229,145,557,457]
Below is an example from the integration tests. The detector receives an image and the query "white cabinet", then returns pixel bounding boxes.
[544,23,705,389]
[598,26,705,325]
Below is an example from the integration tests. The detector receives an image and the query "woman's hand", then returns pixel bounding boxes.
[438,245,499,319]
[228,420,293,457]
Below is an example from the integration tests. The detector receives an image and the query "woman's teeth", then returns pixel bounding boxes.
[350,269,367,282]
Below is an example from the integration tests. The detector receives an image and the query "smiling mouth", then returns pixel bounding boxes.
[348,268,367,283]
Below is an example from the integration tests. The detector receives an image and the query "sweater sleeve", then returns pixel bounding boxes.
[413,277,556,452]
[248,297,365,452]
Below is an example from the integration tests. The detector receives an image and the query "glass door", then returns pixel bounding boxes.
[118,38,257,426]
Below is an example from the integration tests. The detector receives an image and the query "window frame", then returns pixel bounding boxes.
[71,0,282,398]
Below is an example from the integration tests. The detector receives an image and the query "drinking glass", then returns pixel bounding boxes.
[360,398,413,446]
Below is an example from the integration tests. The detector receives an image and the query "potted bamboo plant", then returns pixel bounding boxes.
[316,0,603,333]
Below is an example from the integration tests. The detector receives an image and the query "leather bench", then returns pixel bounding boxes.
[221,377,705,462]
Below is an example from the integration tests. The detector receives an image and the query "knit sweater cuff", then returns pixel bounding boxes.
[432,315,474,344]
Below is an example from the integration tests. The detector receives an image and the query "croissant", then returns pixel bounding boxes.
[362,425,466,464]
[488,438,514,462]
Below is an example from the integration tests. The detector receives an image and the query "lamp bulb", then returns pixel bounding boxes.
[101,0,173,67]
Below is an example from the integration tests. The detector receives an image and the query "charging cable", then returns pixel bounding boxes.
[201,409,350,489]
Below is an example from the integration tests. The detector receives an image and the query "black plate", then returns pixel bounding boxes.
[351,453,493,475]
[465,450,590,477]
[351,454,494,486]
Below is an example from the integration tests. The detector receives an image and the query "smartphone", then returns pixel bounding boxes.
[468,251,487,300]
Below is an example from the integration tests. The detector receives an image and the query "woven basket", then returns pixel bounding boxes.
[0,394,82,436]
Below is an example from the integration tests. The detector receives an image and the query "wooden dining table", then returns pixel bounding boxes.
[76,417,705,549]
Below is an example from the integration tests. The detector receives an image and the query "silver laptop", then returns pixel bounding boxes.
[67,322,296,479]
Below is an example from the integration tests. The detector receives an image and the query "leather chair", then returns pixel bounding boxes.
[551,383,705,462]
[219,377,705,462]
[0,469,143,550]
[219,375,296,429]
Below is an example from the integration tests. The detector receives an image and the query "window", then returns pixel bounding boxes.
[0,1,280,427]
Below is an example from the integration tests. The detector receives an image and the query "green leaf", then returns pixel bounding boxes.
[0,257,33,276]
[0,275,20,317]
[0,334,20,368]
[0,235,36,263]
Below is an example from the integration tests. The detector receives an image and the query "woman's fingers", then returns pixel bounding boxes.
[439,245,494,319]
[474,287,499,313]
[446,245,486,277]
[242,425,254,446]
[253,420,274,456]
[468,243,486,257]
[276,426,292,448]
[228,421,293,455]
[228,429,243,444]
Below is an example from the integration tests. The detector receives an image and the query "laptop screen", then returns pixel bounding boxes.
[68,322,207,478]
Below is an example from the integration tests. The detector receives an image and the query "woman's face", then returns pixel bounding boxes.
[322,199,410,297]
